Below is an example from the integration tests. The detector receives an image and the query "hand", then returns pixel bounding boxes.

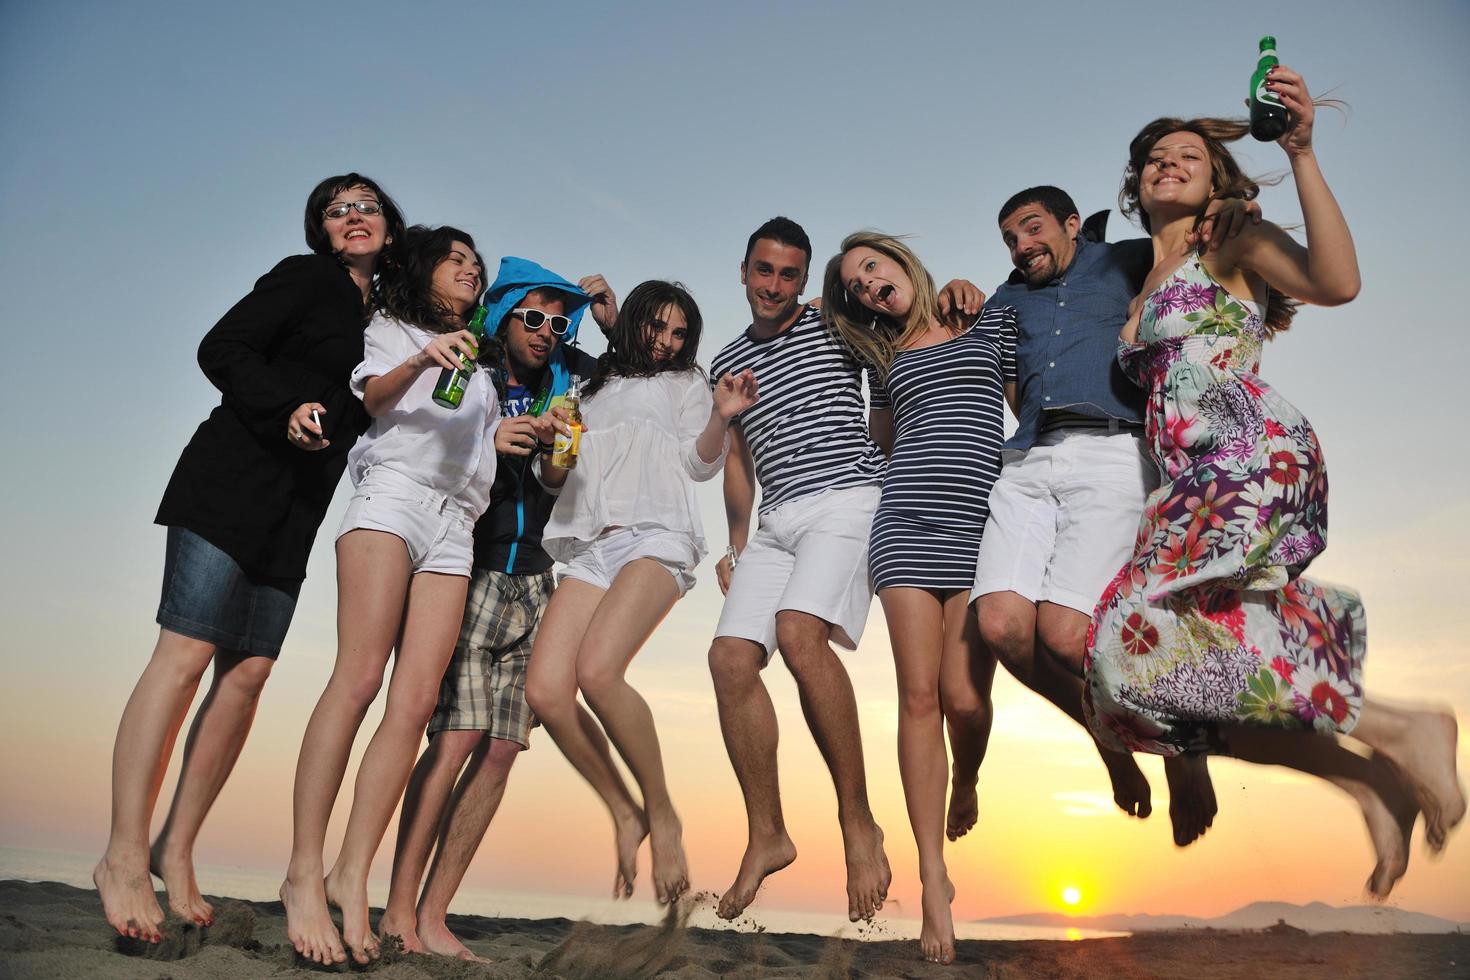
[713,369,759,421]
[1266,65,1315,158]
[715,554,734,595]
[937,279,986,323]
[417,330,480,373]
[1190,198,1263,252]
[578,275,618,333]
[495,415,552,456]
[286,402,329,451]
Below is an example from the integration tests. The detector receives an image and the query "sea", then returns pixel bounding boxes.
[0,846,1123,943]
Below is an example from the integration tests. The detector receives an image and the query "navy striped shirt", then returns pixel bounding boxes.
[710,305,888,516]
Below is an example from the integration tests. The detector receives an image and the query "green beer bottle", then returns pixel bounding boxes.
[432,305,489,409]
[1249,36,1288,142]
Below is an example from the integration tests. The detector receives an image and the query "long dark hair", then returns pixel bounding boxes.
[377,225,487,333]
[583,281,704,399]
[303,172,406,259]
[1120,117,1298,336]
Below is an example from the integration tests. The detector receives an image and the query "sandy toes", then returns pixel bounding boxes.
[94,851,165,943]
[377,908,425,954]
[716,832,797,920]
[324,866,380,964]
[149,841,213,927]
[1101,744,1153,818]
[279,875,346,965]
[1164,753,1217,847]
[416,917,488,961]
[920,876,957,964]
[946,774,979,841]
[843,822,890,922]
[649,813,690,905]
[1354,754,1420,899]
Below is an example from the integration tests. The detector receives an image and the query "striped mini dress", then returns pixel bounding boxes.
[869,307,1015,591]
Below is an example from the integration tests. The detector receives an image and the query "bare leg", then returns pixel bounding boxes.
[150,651,275,926]
[881,587,955,964]
[939,592,995,842]
[380,729,481,952]
[525,579,648,899]
[1342,699,1464,851]
[326,569,468,964]
[709,636,796,920]
[96,629,215,943]
[415,736,520,959]
[1219,725,1419,897]
[574,560,688,904]
[775,610,890,922]
[281,529,410,966]
[978,592,1153,819]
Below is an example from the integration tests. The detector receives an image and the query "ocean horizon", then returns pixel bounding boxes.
[0,846,1122,943]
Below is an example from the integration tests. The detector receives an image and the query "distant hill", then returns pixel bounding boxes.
[977,901,1467,935]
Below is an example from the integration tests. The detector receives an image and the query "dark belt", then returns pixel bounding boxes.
[1039,409,1144,434]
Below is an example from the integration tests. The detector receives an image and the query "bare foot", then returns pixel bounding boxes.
[149,840,214,927]
[716,832,797,920]
[94,848,165,943]
[1163,753,1216,847]
[1100,744,1153,818]
[946,774,979,841]
[377,908,424,954]
[919,875,957,964]
[1379,711,1465,852]
[324,866,380,965]
[842,821,890,922]
[279,874,346,965]
[649,812,690,905]
[612,806,649,899]
[416,916,487,961]
[1351,754,1420,899]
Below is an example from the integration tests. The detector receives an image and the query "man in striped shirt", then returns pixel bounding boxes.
[707,217,983,923]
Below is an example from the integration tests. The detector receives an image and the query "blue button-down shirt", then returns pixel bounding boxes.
[988,236,1150,452]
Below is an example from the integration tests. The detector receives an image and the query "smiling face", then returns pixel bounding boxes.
[1139,130,1213,217]
[645,302,689,363]
[322,184,389,260]
[428,240,484,320]
[1000,204,1080,286]
[503,290,568,376]
[839,246,915,319]
[741,238,808,326]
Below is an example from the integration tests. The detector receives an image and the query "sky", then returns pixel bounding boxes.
[2,0,1469,926]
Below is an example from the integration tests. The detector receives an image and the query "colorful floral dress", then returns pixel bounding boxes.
[1084,257,1365,756]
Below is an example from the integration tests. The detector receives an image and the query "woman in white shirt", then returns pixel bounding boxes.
[281,227,554,966]
[526,281,757,906]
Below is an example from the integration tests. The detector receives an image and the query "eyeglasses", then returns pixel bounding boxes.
[322,200,384,219]
[512,308,572,336]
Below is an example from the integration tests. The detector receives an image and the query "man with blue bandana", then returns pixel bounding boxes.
[378,259,615,957]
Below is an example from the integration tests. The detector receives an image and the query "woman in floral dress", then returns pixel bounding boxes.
[1086,65,1463,896]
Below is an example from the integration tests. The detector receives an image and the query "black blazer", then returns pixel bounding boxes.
[155,253,371,582]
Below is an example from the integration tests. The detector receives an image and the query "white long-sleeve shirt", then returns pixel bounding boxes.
[541,369,726,561]
[347,313,501,518]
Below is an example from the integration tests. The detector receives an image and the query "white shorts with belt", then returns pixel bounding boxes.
[715,484,881,663]
[336,466,477,576]
[971,427,1157,613]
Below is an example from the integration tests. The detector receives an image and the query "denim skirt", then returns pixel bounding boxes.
[156,526,302,658]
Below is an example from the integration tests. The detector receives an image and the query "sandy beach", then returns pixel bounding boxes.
[3,879,1466,979]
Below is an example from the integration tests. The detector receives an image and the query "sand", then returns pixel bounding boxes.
[2,880,1466,979]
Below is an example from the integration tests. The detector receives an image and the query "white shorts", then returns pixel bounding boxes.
[559,525,700,596]
[715,484,881,663]
[971,428,1157,613]
[337,467,476,576]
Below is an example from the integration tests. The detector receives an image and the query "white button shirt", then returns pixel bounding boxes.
[347,313,501,518]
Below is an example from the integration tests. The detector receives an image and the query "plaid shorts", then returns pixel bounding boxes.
[427,568,554,746]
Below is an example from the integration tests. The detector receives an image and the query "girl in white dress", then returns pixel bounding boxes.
[527,280,758,905]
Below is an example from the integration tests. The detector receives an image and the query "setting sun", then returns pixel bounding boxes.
[1062,886,1082,907]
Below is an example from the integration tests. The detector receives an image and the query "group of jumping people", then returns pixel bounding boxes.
[95,64,1462,966]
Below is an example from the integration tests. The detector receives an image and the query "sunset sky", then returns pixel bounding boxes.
[2,1,1468,926]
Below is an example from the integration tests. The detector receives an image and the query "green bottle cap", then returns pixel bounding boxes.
[1259,35,1277,50]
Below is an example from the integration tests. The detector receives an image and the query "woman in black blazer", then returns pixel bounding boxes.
[95,173,405,945]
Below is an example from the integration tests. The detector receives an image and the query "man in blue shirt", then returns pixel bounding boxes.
[972,186,1253,847]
